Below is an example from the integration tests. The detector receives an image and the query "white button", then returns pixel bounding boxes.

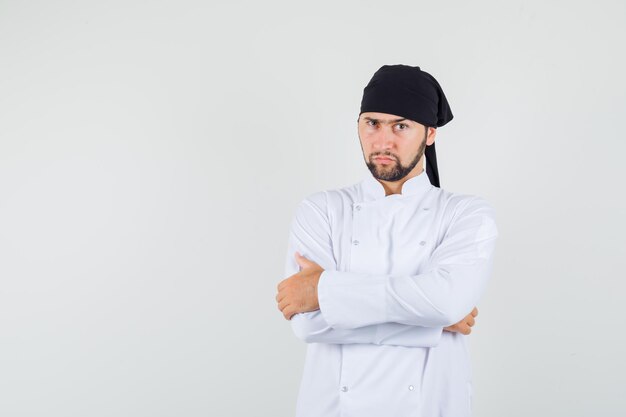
[353,240,359,245]
[408,385,414,390]
[419,241,426,246]
[355,205,361,211]
[341,386,348,392]
[423,207,429,210]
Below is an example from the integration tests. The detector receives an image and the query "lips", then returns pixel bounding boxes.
[374,156,395,162]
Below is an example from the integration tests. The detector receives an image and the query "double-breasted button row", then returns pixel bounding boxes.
[353,205,361,247]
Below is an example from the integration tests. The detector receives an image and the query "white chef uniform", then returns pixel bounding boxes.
[283,167,499,417]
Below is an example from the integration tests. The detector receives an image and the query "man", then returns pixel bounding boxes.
[276,64,499,417]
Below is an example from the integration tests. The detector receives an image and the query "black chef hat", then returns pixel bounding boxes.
[359,64,453,188]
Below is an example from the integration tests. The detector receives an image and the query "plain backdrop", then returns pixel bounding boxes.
[1,1,625,416]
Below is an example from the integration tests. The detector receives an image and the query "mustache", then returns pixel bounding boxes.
[371,153,398,160]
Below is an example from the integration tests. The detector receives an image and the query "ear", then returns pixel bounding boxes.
[426,126,437,146]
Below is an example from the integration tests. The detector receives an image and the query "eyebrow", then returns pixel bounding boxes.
[361,116,409,125]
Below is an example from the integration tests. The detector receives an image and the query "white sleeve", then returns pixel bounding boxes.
[284,194,443,347]
[316,196,499,329]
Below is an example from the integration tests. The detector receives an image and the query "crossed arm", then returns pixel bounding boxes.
[277,194,498,347]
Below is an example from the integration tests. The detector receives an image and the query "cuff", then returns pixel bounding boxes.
[317,270,338,327]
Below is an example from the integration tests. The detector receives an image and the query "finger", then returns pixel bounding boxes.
[278,299,290,312]
[295,252,314,268]
[276,291,287,303]
[461,324,472,335]
[278,273,300,291]
[295,251,308,262]
[446,324,461,333]
[294,252,304,266]
[471,307,478,317]
[283,307,295,320]
[467,315,475,327]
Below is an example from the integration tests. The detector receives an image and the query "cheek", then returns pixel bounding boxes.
[406,135,422,151]
[397,142,419,162]
[359,136,373,153]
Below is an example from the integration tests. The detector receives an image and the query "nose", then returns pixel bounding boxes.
[372,128,395,151]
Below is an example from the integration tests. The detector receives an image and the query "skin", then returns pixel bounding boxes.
[276,112,479,335]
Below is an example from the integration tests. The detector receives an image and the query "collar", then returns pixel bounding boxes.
[360,168,433,202]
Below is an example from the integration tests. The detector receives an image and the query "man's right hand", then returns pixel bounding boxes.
[443,307,478,335]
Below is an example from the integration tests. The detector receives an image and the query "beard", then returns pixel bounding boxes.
[365,132,427,182]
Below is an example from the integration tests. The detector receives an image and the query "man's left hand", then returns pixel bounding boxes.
[276,252,324,320]
[443,307,478,335]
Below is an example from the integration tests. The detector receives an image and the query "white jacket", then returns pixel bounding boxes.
[283,168,499,417]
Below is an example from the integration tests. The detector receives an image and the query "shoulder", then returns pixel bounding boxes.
[298,181,360,215]
[434,188,499,239]
[431,186,496,217]
[295,190,329,221]
[452,192,496,219]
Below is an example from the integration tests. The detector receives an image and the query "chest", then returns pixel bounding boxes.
[327,195,448,276]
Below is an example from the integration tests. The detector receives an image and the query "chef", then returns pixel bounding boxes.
[276,64,499,417]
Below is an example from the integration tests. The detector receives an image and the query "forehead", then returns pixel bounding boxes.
[359,112,419,125]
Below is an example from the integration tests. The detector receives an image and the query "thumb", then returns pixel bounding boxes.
[294,251,314,269]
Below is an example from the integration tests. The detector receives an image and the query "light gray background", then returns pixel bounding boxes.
[1,0,624,416]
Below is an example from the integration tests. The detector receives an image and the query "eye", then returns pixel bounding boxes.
[366,120,377,126]
[396,123,408,130]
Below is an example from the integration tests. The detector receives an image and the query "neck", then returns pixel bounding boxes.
[377,161,425,196]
